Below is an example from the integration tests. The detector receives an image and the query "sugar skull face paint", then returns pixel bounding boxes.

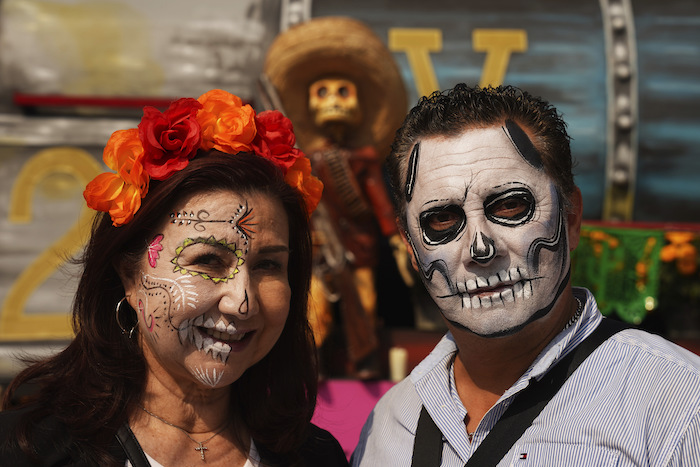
[404,123,570,337]
[123,190,290,388]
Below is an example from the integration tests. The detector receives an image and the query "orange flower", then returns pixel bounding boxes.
[666,231,695,244]
[84,173,145,226]
[103,129,149,191]
[83,129,149,226]
[660,231,698,275]
[285,157,323,215]
[589,230,606,241]
[660,245,676,263]
[197,89,256,154]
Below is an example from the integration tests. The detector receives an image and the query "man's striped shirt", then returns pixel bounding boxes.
[352,288,700,466]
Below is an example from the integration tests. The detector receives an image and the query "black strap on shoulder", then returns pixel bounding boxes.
[411,406,444,467]
[116,423,151,467]
[411,318,633,466]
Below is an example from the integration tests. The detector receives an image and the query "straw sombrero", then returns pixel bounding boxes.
[263,16,407,157]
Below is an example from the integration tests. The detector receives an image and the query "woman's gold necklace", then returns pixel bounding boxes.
[140,406,230,461]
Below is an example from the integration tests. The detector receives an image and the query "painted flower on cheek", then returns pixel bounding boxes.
[147,234,164,268]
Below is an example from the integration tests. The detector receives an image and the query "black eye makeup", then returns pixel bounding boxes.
[484,188,535,226]
[420,204,466,245]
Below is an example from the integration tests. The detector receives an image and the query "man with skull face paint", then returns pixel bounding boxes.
[351,85,700,466]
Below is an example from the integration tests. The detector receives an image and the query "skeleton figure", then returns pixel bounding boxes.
[263,16,410,378]
[403,121,570,337]
[304,76,408,377]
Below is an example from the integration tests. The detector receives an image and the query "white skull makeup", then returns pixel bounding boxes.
[404,122,571,337]
[123,190,290,388]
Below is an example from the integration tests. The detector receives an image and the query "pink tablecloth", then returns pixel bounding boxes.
[311,379,395,459]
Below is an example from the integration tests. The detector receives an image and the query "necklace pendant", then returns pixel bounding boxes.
[195,443,208,460]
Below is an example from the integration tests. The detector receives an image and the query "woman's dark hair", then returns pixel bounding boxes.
[1,151,317,465]
[387,84,575,229]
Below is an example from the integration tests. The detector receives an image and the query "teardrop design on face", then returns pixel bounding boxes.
[470,232,496,264]
[238,291,249,315]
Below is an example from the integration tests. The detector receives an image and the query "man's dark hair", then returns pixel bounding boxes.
[387,84,575,228]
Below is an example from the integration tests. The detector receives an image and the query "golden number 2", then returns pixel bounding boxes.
[1,147,102,340]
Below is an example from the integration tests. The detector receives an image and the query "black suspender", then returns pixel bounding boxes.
[116,423,151,467]
[411,318,632,466]
[412,406,445,466]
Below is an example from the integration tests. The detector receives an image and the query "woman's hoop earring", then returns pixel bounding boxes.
[115,297,137,339]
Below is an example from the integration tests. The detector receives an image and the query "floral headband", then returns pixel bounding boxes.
[84,89,323,226]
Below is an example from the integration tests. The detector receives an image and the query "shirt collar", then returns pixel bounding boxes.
[410,287,604,402]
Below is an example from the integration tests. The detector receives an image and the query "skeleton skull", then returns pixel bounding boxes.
[308,77,362,131]
[404,123,571,337]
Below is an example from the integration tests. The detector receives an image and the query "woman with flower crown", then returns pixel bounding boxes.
[0,90,348,467]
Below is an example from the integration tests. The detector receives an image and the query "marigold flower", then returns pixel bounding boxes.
[84,128,150,226]
[666,231,695,245]
[103,129,149,192]
[106,183,144,226]
[660,244,676,263]
[660,231,698,275]
[285,157,323,215]
[197,89,256,154]
[84,89,321,226]
[84,172,144,226]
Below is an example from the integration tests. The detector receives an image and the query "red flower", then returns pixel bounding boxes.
[252,110,303,173]
[138,97,203,180]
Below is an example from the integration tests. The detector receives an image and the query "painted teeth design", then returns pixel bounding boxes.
[177,316,245,364]
[459,267,533,310]
[178,321,189,344]
[194,327,203,349]
[464,268,524,292]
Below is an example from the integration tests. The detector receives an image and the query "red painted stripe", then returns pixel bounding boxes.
[13,92,178,109]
